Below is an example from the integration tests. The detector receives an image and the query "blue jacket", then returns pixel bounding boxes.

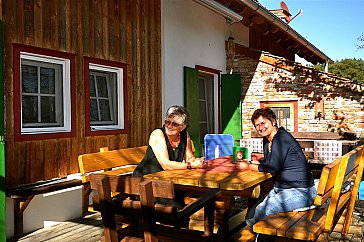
[258,127,314,189]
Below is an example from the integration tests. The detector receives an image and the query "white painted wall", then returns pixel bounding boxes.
[6,185,82,239]
[161,0,249,115]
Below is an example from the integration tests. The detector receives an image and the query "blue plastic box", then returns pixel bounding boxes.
[204,134,234,161]
[359,181,364,200]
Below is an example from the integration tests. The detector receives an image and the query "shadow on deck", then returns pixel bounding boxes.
[8,213,103,242]
[7,200,364,242]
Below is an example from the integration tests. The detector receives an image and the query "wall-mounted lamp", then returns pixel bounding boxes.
[314,83,325,120]
[194,0,243,23]
[315,98,325,120]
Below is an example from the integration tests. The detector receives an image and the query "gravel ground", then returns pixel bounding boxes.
[327,200,364,241]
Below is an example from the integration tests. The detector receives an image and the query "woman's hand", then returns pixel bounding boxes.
[191,157,205,169]
[236,160,260,171]
[236,160,250,170]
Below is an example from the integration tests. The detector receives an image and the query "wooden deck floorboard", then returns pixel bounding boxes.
[13,213,103,242]
[7,200,364,242]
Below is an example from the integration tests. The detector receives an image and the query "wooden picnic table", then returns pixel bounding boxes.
[90,155,273,239]
[144,156,273,239]
[144,156,272,195]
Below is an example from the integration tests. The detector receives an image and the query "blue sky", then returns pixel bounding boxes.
[258,0,364,62]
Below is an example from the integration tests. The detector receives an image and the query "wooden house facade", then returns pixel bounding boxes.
[2,0,161,187]
[2,0,337,188]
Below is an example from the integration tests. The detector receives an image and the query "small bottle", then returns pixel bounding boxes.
[214,145,220,158]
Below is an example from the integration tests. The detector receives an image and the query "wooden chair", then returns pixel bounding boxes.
[78,146,147,215]
[90,173,221,242]
[252,145,364,241]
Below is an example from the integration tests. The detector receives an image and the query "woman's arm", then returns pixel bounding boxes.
[149,130,204,170]
[184,132,195,163]
[149,129,188,170]
[184,132,205,168]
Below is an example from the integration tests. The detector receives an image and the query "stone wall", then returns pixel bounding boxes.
[227,42,364,139]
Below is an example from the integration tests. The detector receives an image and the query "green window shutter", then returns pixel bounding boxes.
[183,66,201,157]
[221,74,242,145]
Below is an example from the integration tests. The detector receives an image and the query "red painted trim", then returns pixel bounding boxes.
[69,53,77,137]
[260,100,298,132]
[84,58,91,136]
[13,45,21,141]
[84,57,128,137]
[13,44,76,141]
[195,65,221,74]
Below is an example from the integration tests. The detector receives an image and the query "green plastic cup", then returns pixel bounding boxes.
[233,146,250,161]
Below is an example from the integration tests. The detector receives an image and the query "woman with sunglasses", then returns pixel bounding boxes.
[239,108,316,241]
[133,106,205,209]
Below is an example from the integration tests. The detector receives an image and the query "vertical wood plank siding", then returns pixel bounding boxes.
[3,0,162,187]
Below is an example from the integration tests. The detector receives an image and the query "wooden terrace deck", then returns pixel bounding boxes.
[8,200,364,242]
[9,213,103,242]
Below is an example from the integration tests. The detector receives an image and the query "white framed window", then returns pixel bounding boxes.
[20,52,72,134]
[261,101,298,132]
[88,63,125,131]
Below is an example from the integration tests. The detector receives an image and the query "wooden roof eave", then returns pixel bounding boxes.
[215,0,332,64]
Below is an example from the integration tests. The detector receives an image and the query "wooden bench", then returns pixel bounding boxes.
[251,145,364,241]
[6,177,82,239]
[90,173,221,241]
[78,146,147,215]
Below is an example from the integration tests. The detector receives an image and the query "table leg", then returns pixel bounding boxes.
[218,195,247,240]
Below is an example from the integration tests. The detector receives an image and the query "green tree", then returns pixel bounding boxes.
[311,58,364,84]
[356,33,364,49]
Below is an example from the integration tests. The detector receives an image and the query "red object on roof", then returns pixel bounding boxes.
[280,1,291,22]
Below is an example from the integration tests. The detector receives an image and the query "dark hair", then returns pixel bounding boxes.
[165,105,190,125]
[251,108,277,127]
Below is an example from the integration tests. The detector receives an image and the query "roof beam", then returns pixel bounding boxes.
[251,15,265,25]
[214,0,331,64]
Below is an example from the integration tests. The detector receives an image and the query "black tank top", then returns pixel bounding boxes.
[132,126,187,177]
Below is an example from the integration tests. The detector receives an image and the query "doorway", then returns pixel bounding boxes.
[198,72,215,154]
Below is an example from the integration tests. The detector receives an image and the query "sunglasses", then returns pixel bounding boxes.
[165,119,182,128]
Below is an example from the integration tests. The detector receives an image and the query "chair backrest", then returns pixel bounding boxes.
[78,146,147,183]
[90,174,176,242]
[204,134,234,161]
[314,145,364,232]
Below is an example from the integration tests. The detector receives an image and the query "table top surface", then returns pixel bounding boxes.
[144,156,272,191]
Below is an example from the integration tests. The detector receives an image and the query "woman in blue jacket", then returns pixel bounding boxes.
[240,108,316,232]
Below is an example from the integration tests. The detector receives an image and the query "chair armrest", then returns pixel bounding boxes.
[177,189,221,221]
